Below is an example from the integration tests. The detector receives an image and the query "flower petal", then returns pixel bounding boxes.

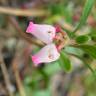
[32,43,60,66]
[26,22,56,44]
[26,22,36,33]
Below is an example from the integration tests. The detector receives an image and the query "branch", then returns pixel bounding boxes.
[12,54,26,96]
[0,50,14,96]
[0,6,49,17]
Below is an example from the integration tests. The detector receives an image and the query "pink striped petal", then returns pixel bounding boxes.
[32,44,60,66]
[26,22,56,44]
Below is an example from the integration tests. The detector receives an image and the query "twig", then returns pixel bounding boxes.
[0,6,49,17]
[0,51,14,96]
[12,53,26,96]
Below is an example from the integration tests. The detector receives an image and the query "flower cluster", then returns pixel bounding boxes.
[26,22,69,66]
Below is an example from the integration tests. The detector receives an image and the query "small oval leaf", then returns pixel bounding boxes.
[59,51,72,72]
[76,35,90,44]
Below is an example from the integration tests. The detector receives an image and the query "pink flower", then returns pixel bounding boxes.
[26,22,56,44]
[26,21,60,66]
[32,44,60,66]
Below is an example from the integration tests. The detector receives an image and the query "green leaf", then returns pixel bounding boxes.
[64,46,84,56]
[78,45,96,59]
[76,35,90,44]
[59,51,72,72]
[73,0,95,33]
